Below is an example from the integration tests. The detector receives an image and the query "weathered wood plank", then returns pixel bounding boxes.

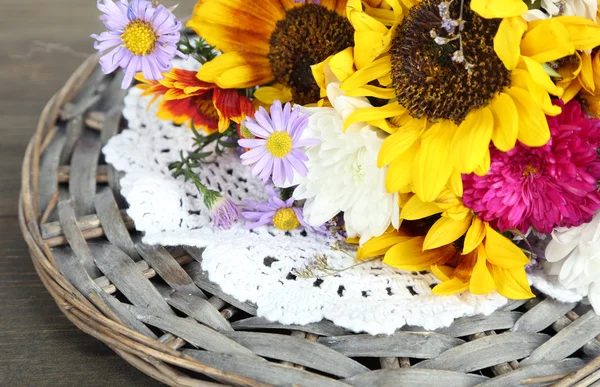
[522,310,600,365]
[344,369,487,387]
[185,259,258,315]
[69,132,101,216]
[57,200,101,278]
[434,312,522,338]
[223,331,369,378]
[38,128,66,213]
[94,187,139,259]
[414,332,550,372]
[136,243,202,297]
[512,298,577,333]
[60,63,106,120]
[318,332,464,359]
[125,306,254,357]
[231,316,351,337]
[184,350,350,387]
[155,286,233,333]
[41,209,131,239]
[51,247,157,339]
[106,164,126,208]
[499,299,528,311]
[92,244,172,315]
[59,115,84,165]
[476,358,585,387]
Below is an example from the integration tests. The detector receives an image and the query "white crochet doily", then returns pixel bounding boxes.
[103,86,515,335]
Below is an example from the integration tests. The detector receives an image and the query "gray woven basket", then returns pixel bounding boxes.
[19,55,600,386]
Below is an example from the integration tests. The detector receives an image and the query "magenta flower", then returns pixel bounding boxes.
[91,0,186,89]
[242,188,313,231]
[463,100,600,234]
[238,101,318,187]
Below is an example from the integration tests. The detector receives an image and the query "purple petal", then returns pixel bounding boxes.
[294,138,320,148]
[244,119,271,138]
[239,138,267,148]
[255,107,275,133]
[287,150,309,176]
[273,158,283,185]
[270,100,283,130]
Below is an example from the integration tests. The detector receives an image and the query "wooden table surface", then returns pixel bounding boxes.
[0,1,193,385]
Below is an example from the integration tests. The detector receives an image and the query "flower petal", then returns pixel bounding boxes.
[484,224,531,269]
[424,216,472,251]
[451,107,494,174]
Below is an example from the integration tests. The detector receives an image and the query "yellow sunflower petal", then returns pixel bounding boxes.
[357,230,412,259]
[521,19,575,64]
[386,142,419,193]
[384,238,456,271]
[451,107,494,174]
[484,224,531,269]
[400,194,443,221]
[506,87,551,147]
[554,16,600,51]
[494,16,527,71]
[413,121,458,202]
[341,55,392,91]
[490,265,536,299]
[463,217,486,255]
[424,216,472,251]
[448,170,464,198]
[490,93,519,152]
[470,0,528,19]
[474,148,491,177]
[197,52,274,89]
[520,56,563,97]
[579,51,595,94]
[377,115,424,167]
[254,85,293,105]
[328,47,357,83]
[431,265,454,282]
[344,102,405,131]
[345,85,397,99]
[432,278,469,295]
[470,245,496,295]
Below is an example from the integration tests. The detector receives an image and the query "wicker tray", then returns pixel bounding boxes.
[18,55,600,387]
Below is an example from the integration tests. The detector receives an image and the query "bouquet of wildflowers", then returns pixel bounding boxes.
[94,0,600,315]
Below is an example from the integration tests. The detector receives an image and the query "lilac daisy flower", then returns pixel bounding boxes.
[238,101,318,187]
[242,188,313,231]
[91,0,186,89]
[210,196,241,230]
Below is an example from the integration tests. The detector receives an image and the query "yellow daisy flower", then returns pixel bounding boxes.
[357,190,535,300]
[333,0,600,202]
[187,0,353,105]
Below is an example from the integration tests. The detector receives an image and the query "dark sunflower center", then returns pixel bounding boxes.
[268,3,354,105]
[390,0,511,123]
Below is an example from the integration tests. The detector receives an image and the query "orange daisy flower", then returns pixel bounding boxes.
[187,0,352,105]
[135,68,255,134]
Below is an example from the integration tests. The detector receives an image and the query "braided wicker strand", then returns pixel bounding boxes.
[19,55,600,387]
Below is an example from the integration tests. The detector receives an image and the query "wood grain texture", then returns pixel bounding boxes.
[0,1,193,385]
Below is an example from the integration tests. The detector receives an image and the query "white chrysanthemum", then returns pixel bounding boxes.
[523,0,598,21]
[545,212,600,313]
[292,81,399,245]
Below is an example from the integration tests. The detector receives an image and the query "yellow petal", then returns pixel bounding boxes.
[353,30,392,70]
[344,102,405,131]
[341,55,392,91]
[400,194,443,221]
[424,216,471,251]
[490,93,519,152]
[432,278,469,295]
[494,16,527,70]
[579,51,595,94]
[377,116,424,167]
[254,85,293,105]
[448,170,464,198]
[413,121,458,202]
[521,19,575,64]
[469,245,496,294]
[197,52,274,88]
[474,147,491,177]
[490,265,536,299]
[520,56,563,97]
[386,142,419,193]
[554,16,600,51]
[463,217,486,255]
[451,107,494,174]
[484,224,531,269]
[383,238,456,271]
[345,85,397,99]
[357,231,412,260]
[470,0,528,19]
[431,265,454,281]
[507,87,551,147]
[328,47,356,83]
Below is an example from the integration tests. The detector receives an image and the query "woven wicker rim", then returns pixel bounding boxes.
[18,55,600,387]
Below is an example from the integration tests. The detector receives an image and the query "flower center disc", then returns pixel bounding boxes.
[267,132,293,158]
[273,208,301,230]
[194,97,220,121]
[268,3,354,105]
[122,19,157,56]
[390,0,511,123]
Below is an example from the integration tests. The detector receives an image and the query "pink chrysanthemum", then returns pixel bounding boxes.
[463,100,600,234]
[91,0,186,89]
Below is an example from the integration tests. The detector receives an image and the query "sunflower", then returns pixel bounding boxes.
[357,190,535,300]
[329,0,600,203]
[557,49,600,116]
[187,0,353,105]
[136,68,254,133]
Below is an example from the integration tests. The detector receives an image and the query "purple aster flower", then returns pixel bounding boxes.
[91,0,186,89]
[210,196,241,230]
[242,188,313,231]
[238,100,319,187]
